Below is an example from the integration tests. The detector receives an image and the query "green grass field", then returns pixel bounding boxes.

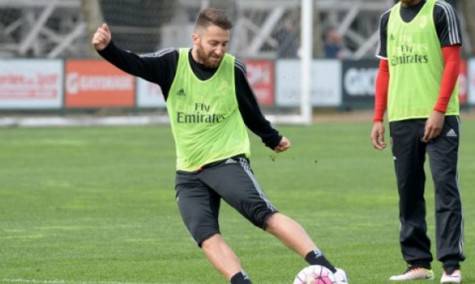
[1,120,474,283]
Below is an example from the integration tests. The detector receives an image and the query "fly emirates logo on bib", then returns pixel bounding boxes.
[176,102,225,124]
[389,34,430,67]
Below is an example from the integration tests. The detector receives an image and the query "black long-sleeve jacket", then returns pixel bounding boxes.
[98,42,282,149]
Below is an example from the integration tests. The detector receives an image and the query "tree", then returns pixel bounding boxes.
[81,0,103,58]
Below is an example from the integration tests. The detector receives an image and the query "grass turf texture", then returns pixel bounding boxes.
[0,121,473,283]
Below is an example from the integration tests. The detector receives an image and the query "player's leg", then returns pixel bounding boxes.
[263,212,338,269]
[198,156,342,277]
[201,234,251,283]
[175,171,250,283]
[266,212,349,282]
[388,119,433,280]
[265,213,317,257]
[426,116,465,277]
[262,214,311,255]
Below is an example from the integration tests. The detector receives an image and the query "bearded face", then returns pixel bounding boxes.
[192,25,230,68]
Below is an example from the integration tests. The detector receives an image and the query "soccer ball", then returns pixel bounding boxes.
[293,265,336,284]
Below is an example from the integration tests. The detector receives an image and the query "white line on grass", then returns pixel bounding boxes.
[1,279,161,284]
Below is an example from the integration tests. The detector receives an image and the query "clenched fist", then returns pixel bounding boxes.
[92,23,112,51]
[274,136,291,153]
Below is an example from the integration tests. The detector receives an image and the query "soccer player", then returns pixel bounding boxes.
[371,0,464,283]
[92,8,348,284]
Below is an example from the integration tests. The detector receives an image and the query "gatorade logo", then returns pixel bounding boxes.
[66,73,133,94]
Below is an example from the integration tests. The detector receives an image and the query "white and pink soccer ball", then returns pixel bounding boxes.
[293,265,337,284]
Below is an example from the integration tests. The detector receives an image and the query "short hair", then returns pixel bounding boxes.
[195,8,233,30]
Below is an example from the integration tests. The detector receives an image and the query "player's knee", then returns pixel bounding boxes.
[432,174,456,189]
[263,211,286,232]
[185,218,220,247]
[191,226,219,247]
[199,232,220,248]
[249,207,278,229]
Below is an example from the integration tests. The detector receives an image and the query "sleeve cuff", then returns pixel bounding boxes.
[433,106,447,113]
[97,41,115,56]
[264,134,282,150]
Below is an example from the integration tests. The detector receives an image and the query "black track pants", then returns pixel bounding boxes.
[389,116,465,268]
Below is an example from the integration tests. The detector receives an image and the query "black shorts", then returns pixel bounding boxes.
[175,155,278,246]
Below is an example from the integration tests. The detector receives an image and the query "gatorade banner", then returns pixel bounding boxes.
[0,59,63,109]
[65,60,135,108]
[245,60,275,106]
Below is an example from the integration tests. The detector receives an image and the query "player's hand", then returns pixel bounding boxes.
[370,121,386,150]
[422,110,445,143]
[92,23,112,51]
[274,136,291,153]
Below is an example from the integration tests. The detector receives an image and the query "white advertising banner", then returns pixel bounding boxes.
[0,60,63,109]
[469,59,475,105]
[276,60,341,107]
[136,78,166,108]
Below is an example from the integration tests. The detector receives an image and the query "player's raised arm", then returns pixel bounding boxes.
[91,23,177,96]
